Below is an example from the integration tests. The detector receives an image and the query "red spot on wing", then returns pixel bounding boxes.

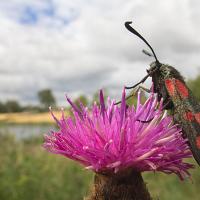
[194,113,200,124]
[183,112,200,124]
[175,79,189,98]
[196,136,200,149]
[165,79,175,96]
[184,112,194,121]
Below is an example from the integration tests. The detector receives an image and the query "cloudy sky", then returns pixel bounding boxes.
[0,0,200,105]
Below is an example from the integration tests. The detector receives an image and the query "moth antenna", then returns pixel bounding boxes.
[125,21,159,63]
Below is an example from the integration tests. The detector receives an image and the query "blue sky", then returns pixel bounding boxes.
[0,0,200,105]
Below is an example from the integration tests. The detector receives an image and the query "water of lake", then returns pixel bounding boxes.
[0,124,56,139]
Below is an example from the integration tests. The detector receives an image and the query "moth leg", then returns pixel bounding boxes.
[115,85,150,105]
[116,85,154,123]
[125,74,150,89]
[135,86,153,123]
[137,85,151,93]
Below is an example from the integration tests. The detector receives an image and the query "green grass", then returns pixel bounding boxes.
[0,133,199,200]
[143,166,200,200]
[0,134,92,200]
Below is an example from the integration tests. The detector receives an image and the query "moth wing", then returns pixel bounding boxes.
[165,78,200,165]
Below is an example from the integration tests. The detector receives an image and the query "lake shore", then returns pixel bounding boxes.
[0,111,65,124]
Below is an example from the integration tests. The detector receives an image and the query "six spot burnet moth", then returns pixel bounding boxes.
[123,21,200,166]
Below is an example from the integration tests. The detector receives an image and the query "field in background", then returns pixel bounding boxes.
[0,111,66,124]
[0,133,200,200]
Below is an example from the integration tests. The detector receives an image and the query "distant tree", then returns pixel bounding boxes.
[74,95,88,108]
[5,100,22,113]
[188,75,200,101]
[0,101,7,113]
[22,105,42,113]
[92,91,99,104]
[38,89,56,110]
[67,94,88,116]
[92,89,108,105]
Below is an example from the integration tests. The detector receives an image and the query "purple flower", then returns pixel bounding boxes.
[43,89,193,180]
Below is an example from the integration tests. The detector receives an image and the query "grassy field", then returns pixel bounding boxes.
[0,133,200,200]
[0,111,65,124]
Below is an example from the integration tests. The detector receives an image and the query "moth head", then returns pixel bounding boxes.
[147,61,161,74]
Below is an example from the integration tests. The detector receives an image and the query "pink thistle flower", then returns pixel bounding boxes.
[43,89,193,180]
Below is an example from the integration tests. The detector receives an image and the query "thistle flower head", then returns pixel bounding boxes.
[43,89,193,180]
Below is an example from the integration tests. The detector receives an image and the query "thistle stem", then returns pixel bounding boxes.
[85,169,152,200]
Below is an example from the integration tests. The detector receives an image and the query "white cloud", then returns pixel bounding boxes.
[0,0,200,105]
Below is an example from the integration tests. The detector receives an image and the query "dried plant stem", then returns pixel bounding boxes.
[85,169,152,200]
